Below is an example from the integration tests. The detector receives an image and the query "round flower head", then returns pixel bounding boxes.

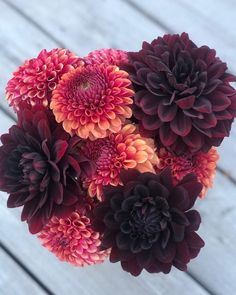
[93,168,204,276]
[38,201,109,266]
[126,33,236,154]
[0,107,93,234]
[6,48,83,111]
[156,147,219,198]
[81,124,158,200]
[84,48,128,67]
[51,64,134,140]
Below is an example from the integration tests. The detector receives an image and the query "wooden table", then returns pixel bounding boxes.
[0,1,235,294]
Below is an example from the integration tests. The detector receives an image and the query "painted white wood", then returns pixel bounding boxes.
[127,0,236,73]
[189,172,236,295]
[0,248,46,295]
[4,0,166,54]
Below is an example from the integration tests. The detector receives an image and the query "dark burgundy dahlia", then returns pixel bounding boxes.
[0,107,93,234]
[93,168,204,276]
[126,33,236,154]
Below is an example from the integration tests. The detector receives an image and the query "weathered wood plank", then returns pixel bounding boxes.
[0,248,46,295]
[3,0,166,53]
[189,172,236,295]
[126,0,236,73]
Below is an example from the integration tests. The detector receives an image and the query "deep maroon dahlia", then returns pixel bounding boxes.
[0,107,93,234]
[93,168,204,276]
[126,33,236,154]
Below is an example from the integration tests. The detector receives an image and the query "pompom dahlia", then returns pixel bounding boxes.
[126,32,236,154]
[38,202,109,266]
[0,107,93,234]
[6,48,83,111]
[81,124,158,200]
[156,147,219,198]
[51,64,133,139]
[84,48,128,67]
[93,168,204,276]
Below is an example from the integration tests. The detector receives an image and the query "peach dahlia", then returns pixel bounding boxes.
[81,124,159,200]
[51,64,133,140]
[38,205,109,267]
[6,48,82,111]
[156,147,219,198]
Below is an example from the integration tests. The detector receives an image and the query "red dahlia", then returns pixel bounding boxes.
[0,108,93,234]
[51,64,133,140]
[93,168,204,276]
[6,48,83,111]
[126,33,236,154]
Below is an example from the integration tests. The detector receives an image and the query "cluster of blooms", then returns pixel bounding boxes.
[0,33,235,276]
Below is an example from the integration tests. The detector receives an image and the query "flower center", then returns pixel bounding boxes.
[66,68,106,108]
[129,196,170,241]
[82,138,122,173]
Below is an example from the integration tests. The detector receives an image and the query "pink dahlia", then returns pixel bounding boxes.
[156,147,219,198]
[81,124,159,200]
[38,203,109,266]
[6,48,83,111]
[84,48,128,67]
[51,64,133,139]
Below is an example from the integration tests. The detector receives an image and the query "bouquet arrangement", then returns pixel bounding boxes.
[0,33,235,276]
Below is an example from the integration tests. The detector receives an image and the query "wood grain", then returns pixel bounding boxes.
[0,248,46,295]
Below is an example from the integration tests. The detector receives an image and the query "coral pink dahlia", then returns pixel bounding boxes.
[51,64,134,139]
[156,147,219,198]
[38,204,109,266]
[6,48,83,111]
[81,124,159,200]
[84,48,128,67]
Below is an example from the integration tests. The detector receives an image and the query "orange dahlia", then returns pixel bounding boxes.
[38,205,109,266]
[51,64,133,139]
[156,147,219,198]
[81,124,159,200]
[6,48,83,111]
[84,48,128,67]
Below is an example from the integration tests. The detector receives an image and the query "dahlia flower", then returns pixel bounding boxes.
[156,147,219,198]
[81,124,158,200]
[38,202,109,266]
[6,48,83,111]
[126,33,236,154]
[84,48,128,67]
[0,107,93,234]
[93,168,204,276]
[51,64,133,140]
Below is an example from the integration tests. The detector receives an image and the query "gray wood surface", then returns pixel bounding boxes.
[0,0,235,294]
[0,248,46,295]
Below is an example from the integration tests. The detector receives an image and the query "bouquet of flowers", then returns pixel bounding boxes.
[0,33,235,276]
